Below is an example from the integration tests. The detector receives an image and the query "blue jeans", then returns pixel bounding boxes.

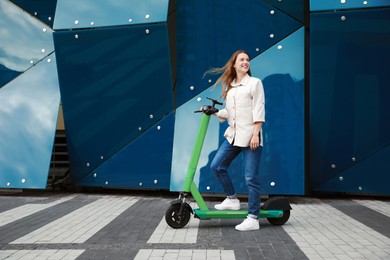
[210,139,263,217]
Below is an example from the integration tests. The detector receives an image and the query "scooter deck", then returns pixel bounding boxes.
[193,209,284,219]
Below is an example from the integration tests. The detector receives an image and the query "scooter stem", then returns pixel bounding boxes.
[183,113,210,193]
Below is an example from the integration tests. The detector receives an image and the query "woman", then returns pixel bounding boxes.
[206,50,265,231]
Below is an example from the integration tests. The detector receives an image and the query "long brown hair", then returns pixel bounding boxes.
[205,50,251,99]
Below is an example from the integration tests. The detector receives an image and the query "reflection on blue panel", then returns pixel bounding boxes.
[9,0,57,27]
[170,90,222,192]
[77,113,175,189]
[0,0,54,88]
[172,29,304,195]
[175,0,302,107]
[0,54,60,189]
[251,27,305,195]
[54,0,169,30]
[310,0,390,11]
[310,8,390,192]
[54,24,173,182]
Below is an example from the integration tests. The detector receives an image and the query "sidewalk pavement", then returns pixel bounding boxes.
[0,190,389,259]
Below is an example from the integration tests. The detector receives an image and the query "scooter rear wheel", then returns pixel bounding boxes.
[165,204,191,229]
[267,210,290,226]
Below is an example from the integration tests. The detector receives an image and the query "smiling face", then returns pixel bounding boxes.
[233,52,250,76]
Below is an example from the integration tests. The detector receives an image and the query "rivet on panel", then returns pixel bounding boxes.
[138,127,142,131]
[100,156,104,160]
[21,179,26,183]
[278,0,282,2]
[341,16,346,21]
[190,86,194,90]
[270,181,276,187]
[363,1,368,4]
[145,29,150,34]
[93,173,97,178]
[270,34,275,38]
[75,20,79,25]
[206,186,211,190]
[139,182,143,186]
[42,28,47,32]
[75,34,79,39]
[91,22,95,26]
[270,10,275,15]
[341,0,346,3]
[105,181,109,185]
[129,18,133,23]
[149,114,154,119]
[331,164,336,168]
[358,186,363,191]
[86,162,90,167]
[34,12,38,16]
[30,60,34,64]
[352,157,356,162]
[208,79,212,83]
[145,14,150,19]
[47,58,51,63]
[41,49,46,53]
[256,48,259,52]
[197,97,202,102]
[157,126,161,130]
[154,179,158,184]
[7,182,11,186]
[277,45,283,50]
[48,17,52,21]
[339,176,344,181]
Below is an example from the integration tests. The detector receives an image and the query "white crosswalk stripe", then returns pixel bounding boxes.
[10,196,138,244]
[283,198,390,259]
[0,249,85,260]
[134,249,235,260]
[354,199,390,217]
[0,196,74,228]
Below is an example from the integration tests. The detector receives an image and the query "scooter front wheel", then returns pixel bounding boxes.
[267,210,290,226]
[165,204,191,229]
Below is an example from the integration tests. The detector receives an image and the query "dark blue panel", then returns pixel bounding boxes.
[175,0,302,107]
[310,8,390,191]
[265,0,305,22]
[0,54,60,189]
[54,0,169,30]
[54,24,174,182]
[76,113,175,189]
[172,29,305,195]
[310,0,390,11]
[314,146,390,196]
[0,0,54,88]
[9,0,57,27]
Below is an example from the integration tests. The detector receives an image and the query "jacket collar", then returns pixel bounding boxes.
[231,74,250,87]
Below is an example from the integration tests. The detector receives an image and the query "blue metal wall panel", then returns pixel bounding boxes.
[77,113,175,189]
[9,0,57,27]
[175,0,302,107]
[54,0,169,30]
[0,0,54,88]
[54,23,174,183]
[265,0,305,22]
[310,0,390,11]
[0,53,60,189]
[310,8,390,194]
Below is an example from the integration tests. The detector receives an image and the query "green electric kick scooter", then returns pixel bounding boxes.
[165,97,292,229]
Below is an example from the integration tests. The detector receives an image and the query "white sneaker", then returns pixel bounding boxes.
[235,217,260,231]
[214,197,240,210]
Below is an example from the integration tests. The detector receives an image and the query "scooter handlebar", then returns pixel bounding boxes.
[194,97,223,114]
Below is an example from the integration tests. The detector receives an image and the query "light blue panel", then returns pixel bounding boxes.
[0,53,60,189]
[53,0,169,30]
[9,0,58,27]
[313,146,390,195]
[310,0,390,11]
[0,0,54,88]
[170,90,223,192]
[76,113,175,189]
[251,27,305,195]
